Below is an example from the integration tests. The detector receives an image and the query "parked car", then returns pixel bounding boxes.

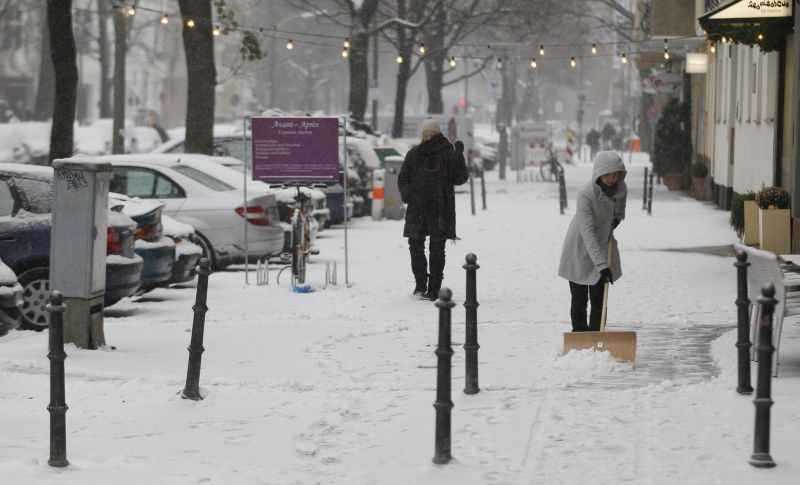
[0,163,142,329]
[162,214,203,285]
[151,123,245,157]
[87,154,284,270]
[108,193,176,292]
[0,257,22,336]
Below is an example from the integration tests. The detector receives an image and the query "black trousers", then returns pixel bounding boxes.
[569,280,605,331]
[408,238,446,280]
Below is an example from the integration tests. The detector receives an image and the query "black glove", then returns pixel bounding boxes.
[453,140,464,155]
[612,218,620,230]
[599,268,614,285]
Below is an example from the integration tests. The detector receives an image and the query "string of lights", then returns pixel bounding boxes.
[102,2,769,70]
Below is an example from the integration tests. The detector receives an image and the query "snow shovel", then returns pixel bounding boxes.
[562,235,637,363]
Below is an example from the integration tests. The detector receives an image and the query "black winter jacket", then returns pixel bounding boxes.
[397,133,469,240]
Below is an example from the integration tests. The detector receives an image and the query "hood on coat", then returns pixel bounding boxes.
[591,151,627,184]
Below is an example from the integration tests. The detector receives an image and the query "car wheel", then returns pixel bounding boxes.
[18,267,51,331]
[193,233,219,271]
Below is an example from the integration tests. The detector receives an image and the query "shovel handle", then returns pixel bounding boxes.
[599,234,614,332]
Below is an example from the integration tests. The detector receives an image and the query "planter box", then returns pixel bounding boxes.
[759,208,791,255]
[744,200,760,245]
[691,176,707,200]
[662,172,683,191]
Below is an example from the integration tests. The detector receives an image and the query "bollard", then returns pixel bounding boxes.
[181,258,212,401]
[469,171,476,216]
[749,284,777,468]
[480,169,487,211]
[256,259,269,286]
[47,291,69,467]
[433,288,455,465]
[463,254,480,395]
[558,169,568,215]
[735,252,753,394]
[642,167,648,210]
[647,172,654,216]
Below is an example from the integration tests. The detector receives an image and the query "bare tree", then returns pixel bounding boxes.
[34,13,54,121]
[46,0,78,163]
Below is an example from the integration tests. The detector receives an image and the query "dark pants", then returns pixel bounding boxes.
[409,238,446,280]
[569,280,605,331]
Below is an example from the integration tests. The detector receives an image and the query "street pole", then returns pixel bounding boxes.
[112,3,126,154]
[372,32,379,132]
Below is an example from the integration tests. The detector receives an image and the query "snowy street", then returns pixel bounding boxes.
[1,157,799,484]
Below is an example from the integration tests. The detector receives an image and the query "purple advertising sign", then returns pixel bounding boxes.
[251,117,339,182]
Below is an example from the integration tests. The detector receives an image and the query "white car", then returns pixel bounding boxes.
[75,154,285,270]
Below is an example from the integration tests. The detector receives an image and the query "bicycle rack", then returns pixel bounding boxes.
[256,259,269,286]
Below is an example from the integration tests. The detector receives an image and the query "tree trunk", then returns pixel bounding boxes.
[97,0,112,118]
[179,0,216,155]
[348,31,370,121]
[47,0,77,164]
[423,5,446,114]
[33,17,54,121]
[391,0,412,138]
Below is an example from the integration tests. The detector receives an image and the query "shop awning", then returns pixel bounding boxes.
[699,0,793,51]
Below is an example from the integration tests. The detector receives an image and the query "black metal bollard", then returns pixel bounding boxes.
[433,288,455,465]
[558,170,567,215]
[642,167,649,210]
[463,254,480,395]
[480,168,487,211]
[47,291,69,467]
[647,172,654,216]
[181,258,212,400]
[469,171,476,216]
[735,252,754,394]
[749,284,777,468]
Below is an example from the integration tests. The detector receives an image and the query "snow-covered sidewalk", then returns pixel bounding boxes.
[1,157,799,484]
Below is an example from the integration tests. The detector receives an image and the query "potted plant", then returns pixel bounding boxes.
[652,98,692,190]
[755,186,791,254]
[690,162,708,200]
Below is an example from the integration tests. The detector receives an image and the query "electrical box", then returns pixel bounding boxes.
[50,160,111,299]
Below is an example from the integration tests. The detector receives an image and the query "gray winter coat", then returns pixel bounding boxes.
[558,151,627,286]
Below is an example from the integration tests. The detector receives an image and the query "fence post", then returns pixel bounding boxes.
[481,169,487,211]
[181,258,212,401]
[642,167,649,210]
[749,284,777,468]
[433,288,455,465]
[647,172,654,216]
[463,254,480,395]
[47,291,69,467]
[735,251,754,394]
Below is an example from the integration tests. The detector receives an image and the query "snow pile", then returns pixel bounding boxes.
[0,260,17,285]
[552,348,632,375]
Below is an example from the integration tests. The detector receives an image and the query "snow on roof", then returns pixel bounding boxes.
[0,162,53,180]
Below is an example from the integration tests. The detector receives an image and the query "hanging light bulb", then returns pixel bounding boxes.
[396,53,404,64]
[186,19,195,28]
[341,47,349,58]
[449,56,457,68]
[213,26,221,36]
[591,43,597,54]
[710,43,716,53]
[720,36,727,43]
[663,38,669,59]
[127,6,135,16]
[419,43,426,54]
[530,58,537,69]
[570,57,577,68]
[621,53,628,64]
[160,14,169,25]
[344,38,350,49]
[286,39,294,50]
[757,33,764,41]
[497,57,503,69]
[539,45,545,56]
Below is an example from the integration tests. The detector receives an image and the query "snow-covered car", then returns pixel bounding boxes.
[14,121,50,165]
[0,163,142,326]
[162,214,202,285]
[108,193,176,292]
[0,257,22,337]
[89,118,137,154]
[0,124,27,164]
[74,125,110,156]
[87,154,284,270]
[150,123,245,156]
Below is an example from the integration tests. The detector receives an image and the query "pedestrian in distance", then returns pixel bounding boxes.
[398,119,469,300]
[586,128,601,161]
[558,151,627,331]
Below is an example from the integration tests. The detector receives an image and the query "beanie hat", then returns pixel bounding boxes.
[420,118,441,134]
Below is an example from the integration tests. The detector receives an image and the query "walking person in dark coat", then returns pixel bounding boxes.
[398,119,469,300]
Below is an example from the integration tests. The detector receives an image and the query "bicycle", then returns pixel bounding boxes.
[539,150,563,183]
[290,189,312,285]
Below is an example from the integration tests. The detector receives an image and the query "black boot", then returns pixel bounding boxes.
[423,276,442,301]
[413,274,428,296]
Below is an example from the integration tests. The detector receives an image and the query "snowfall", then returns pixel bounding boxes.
[1,154,799,485]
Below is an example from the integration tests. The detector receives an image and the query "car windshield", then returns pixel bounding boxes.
[171,166,235,191]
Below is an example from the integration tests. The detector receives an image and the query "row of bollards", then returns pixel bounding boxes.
[256,258,269,286]
[642,167,654,215]
[642,167,648,210]
[480,169,487,211]
[469,168,488,215]
[733,252,776,468]
[433,253,481,464]
[324,261,338,287]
